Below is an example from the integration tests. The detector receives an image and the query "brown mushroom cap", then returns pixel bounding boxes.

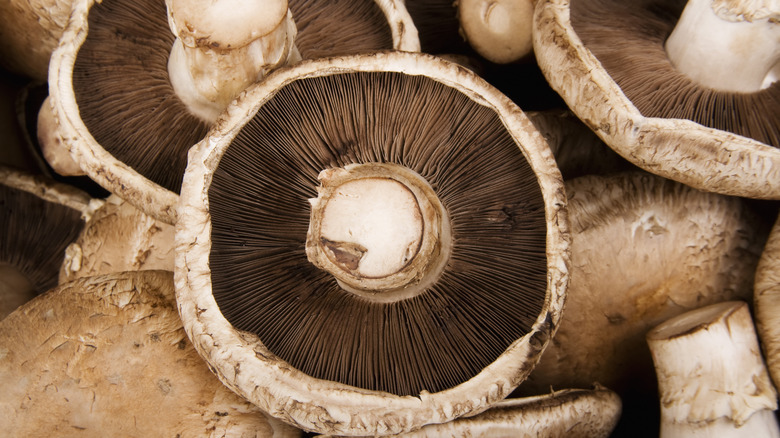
[533,0,780,199]
[518,170,771,435]
[50,0,419,224]
[0,165,95,317]
[0,270,302,437]
[176,51,569,436]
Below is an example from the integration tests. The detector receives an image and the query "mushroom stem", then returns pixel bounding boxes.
[457,0,535,64]
[306,163,451,302]
[647,301,780,437]
[166,0,302,123]
[664,0,780,92]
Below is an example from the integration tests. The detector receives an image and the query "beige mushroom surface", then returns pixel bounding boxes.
[49,0,419,224]
[175,51,569,436]
[518,171,771,434]
[533,0,780,199]
[59,194,174,283]
[755,214,780,391]
[318,386,621,437]
[0,0,73,81]
[0,270,301,437]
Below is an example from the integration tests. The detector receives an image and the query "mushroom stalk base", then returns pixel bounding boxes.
[306,163,451,303]
[647,301,780,437]
[665,0,780,92]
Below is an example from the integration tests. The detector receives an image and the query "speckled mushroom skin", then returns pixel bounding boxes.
[318,386,621,438]
[0,0,72,81]
[533,0,780,200]
[755,215,780,391]
[59,195,175,283]
[0,165,97,219]
[0,271,301,437]
[48,0,420,225]
[175,52,569,436]
[521,171,769,397]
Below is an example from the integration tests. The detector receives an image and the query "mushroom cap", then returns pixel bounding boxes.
[0,0,73,81]
[175,51,569,436]
[59,194,175,283]
[755,213,780,391]
[0,165,97,318]
[518,170,771,434]
[318,386,621,437]
[0,270,302,437]
[49,0,420,224]
[533,0,780,200]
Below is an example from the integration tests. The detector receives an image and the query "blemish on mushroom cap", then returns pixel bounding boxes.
[175,51,568,436]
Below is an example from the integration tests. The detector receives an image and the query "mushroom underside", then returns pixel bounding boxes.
[71,0,397,194]
[208,70,550,397]
[569,0,779,147]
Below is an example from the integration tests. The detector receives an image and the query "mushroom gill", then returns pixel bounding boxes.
[207,71,549,397]
[66,0,405,202]
[1,168,89,295]
[569,0,780,147]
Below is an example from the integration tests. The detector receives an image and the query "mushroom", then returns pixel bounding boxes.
[647,301,780,437]
[318,386,621,437]
[533,0,780,199]
[516,170,771,436]
[0,165,99,318]
[754,212,780,391]
[49,0,419,224]
[0,270,302,437]
[457,0,536,64]
[0,0,73,81]
[59,194,175,283]
[175,51,569,436]
[525,109,634,179]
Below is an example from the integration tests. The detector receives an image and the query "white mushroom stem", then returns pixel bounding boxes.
[647,301,780,438]
[458,0,535,64]
[306,163,451,302]
[665,0,780,92]
[166,0,302,123]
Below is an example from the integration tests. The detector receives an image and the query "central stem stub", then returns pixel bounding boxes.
[306,163,451,302]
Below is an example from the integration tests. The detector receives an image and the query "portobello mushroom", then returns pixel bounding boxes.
[175,51,569,436]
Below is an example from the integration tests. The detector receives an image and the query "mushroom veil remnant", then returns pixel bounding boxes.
[533,0,780,199]
[176,51,569,436]
[49,0,419,224]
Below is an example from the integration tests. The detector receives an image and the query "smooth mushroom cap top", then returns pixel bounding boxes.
[458,0,535,64]
[166,0,289,48]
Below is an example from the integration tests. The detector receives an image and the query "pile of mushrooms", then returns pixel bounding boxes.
[2,0,780,436]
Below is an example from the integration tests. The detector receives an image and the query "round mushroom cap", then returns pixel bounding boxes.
[518,170,771,435]
[176,51,569,436]
[533,0,780,199]
[50,0,419,224]
[0,270,302,437]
